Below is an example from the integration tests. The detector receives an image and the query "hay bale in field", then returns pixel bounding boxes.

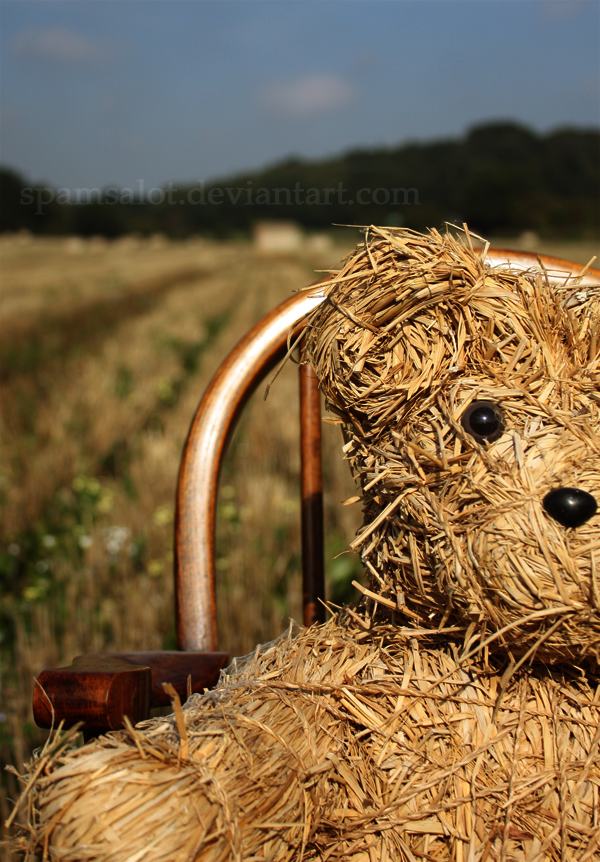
[254,221,303,254]
[9,226,600,861]
[10,618,600,861]
[303,226,600,664]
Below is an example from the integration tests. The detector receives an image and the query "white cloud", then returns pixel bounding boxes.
[13,27,105,65]
[538,1,587,22]
[261,74,356,117]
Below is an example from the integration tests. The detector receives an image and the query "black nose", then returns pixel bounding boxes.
[543,488,597,528]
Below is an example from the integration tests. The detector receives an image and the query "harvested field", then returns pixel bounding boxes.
[0,233,363,848]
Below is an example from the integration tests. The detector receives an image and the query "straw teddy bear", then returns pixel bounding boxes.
[12,228,600,862]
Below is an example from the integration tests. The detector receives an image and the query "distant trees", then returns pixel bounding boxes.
[2,121,598,238]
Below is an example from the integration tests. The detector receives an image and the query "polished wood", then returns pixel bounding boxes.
[34,655,151,731]
[300,356,325,626]
[33,651,228,730]
[102,651,228,706]
[175,287,326,651]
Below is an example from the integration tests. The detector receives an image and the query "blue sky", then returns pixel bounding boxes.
[1,0,598,189]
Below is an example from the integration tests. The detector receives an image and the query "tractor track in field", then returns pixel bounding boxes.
[0,267,212,382]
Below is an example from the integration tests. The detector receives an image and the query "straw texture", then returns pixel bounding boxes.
[303,226,600,664]
[11,617,600,862]
[9,227,600,861]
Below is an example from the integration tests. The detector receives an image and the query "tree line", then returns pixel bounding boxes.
[1,121,598,239]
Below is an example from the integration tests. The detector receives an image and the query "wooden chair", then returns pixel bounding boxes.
[33,248,599,734]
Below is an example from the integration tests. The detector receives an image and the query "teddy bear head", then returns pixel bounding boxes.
[305,227,600,664]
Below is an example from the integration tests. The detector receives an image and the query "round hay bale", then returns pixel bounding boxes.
[303,226,600,664]
[10,617,600,861]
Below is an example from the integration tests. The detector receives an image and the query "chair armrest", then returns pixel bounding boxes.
[100,650,228,706]
[33,651,228,731]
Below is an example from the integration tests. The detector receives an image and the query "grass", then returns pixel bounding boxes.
[1,230,596,857]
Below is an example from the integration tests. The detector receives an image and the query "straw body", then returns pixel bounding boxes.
[12,617,600,861]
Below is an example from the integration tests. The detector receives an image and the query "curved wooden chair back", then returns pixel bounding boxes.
[33,247,599,733]
[175,286,326,650]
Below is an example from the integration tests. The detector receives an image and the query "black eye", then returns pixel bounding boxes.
[461,401,504,443]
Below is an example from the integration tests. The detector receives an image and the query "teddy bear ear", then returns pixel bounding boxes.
[303,241,475,416]
[561,288,600,365]
[517,280,600,370]
[308,296,459,418]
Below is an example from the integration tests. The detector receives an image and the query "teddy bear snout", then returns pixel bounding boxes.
[542,487,597,529]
